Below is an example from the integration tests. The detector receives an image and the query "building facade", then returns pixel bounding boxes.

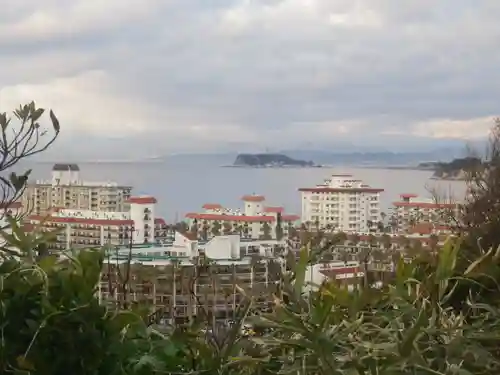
[99,233,362,323]
[22,164,132,215]
[391,194,459,233]
[299,174,383,233]
[25,195,168,251]
[100,233,284,322]
[184,195,300,240]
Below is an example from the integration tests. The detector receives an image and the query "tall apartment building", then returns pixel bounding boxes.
[299,174,383,233]
[22,164,132,215]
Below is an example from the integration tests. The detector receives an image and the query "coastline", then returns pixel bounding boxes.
[221,165,331,169]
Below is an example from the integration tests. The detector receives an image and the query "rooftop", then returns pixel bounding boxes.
[241,194,265,202]
[299,174,383,193]
[52,163,80,171]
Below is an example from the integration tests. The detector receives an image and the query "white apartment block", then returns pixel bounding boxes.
[22,164,132,215]
[25,195,168,250]
[299,174,383,233]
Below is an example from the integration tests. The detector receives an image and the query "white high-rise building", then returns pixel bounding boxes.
[22,164,132,215]
[299,174,383,233]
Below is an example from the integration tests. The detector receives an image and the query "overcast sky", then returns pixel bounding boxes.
[0,0,499,158]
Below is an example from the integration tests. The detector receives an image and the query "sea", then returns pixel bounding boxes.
[16,159,467,222]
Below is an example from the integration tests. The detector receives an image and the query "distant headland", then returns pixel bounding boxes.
[225,153,324,168]
[418,157,483,180]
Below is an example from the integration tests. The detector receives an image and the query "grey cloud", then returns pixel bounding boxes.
[1,0,499,156]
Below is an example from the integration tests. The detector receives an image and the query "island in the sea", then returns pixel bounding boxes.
[229,153,320,168]
[418,157,483,180]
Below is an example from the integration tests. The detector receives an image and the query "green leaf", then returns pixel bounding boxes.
[31,108,45,122]
[0,112,8,130]
[294,244,309,297]
[9,172,28,192]
[50,109,60,132]
[398,303,427,357]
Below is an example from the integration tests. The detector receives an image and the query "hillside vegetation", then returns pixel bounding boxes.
[418,157,483,179]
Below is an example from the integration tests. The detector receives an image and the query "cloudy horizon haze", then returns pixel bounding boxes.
[1,0,499,159]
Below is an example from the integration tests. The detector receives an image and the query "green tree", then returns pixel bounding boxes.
[261,222,272,240]
[211,221,221,236]
[275,222,284,241]
[201,224,209,240]
[222,221,232,235]
[174,221,189,233]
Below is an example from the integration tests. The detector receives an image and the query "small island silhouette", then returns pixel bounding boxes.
[229,153,319,168]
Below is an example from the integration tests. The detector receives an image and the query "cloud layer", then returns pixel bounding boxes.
[1,0,499,156]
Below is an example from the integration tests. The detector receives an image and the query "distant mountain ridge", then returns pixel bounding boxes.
[276,149,468,167]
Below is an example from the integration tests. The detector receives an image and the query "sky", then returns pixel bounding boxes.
[0,0,499,159]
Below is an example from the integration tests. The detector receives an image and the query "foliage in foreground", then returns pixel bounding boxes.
[2,227,500,374]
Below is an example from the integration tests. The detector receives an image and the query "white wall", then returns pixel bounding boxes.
[130,201,155,244]
[204,235,240,259]
[51,170,80,185]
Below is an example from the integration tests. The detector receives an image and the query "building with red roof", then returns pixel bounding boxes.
[299,174,383,233]
[185,194,299,240]
[25,195,168,250]
[392,193,460,233]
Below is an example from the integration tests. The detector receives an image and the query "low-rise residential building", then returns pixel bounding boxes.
[391,194,459,233]
[25,195,168,250]
[99,233,364,323]
[299,174,383,233]
[100,233,284,323]
[184,195,300,240]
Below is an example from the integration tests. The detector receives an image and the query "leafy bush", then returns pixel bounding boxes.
[4,225,500,374]
[0,237,151,374]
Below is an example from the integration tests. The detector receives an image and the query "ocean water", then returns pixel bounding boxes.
[17,159,466,222]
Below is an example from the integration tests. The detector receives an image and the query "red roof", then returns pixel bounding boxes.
[319,267,362,279]
[281,215,300,221]
[49,206,64,212]
[263,206,284,213]
[186,213,274,222]
[28,215,134,226]
[186,212,300,222]
[299,187,384,193]
[409,223,451,235]
[202,203,223,209]
[393,202,456,209]
[241,195,265,202]
[126,196,157,204]
[154,218,166,225]
[0,202,22,209]
[400,193,418,198]
[21,223,35,233]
